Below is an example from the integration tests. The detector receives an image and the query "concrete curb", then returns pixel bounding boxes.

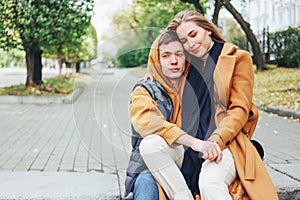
[0,87,84,104]
[277,188,300,200]
[255,103,300,119]
[0,74,91,105]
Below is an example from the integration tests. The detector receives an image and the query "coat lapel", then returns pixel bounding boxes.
[213,43,237,107]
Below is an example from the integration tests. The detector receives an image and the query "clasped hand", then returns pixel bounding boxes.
[191,139,222,163]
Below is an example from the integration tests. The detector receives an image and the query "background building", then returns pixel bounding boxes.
[206,0,299,34]
[246,0,299,34]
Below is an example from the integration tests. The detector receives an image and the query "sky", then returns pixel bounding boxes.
[91,0,132,43]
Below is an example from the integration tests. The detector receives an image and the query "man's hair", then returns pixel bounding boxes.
[158,30,181,47]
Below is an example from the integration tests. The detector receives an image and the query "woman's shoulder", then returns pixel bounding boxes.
[222,43,251,58]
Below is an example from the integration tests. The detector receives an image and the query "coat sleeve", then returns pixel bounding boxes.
[129,86,186,145]
[208,50,254,150]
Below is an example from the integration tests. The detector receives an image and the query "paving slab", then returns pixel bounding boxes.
[0,171,120,200]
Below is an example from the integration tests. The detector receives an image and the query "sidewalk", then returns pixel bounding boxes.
[0,65,299,199]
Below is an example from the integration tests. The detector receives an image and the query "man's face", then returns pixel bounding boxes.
[159,41,186,81]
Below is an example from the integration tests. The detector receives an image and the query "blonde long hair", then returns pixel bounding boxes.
[167,10,226,43]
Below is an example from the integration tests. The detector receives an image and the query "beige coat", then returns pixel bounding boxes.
[208,43,279,200]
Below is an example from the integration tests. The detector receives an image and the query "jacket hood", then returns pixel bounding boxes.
[147,32,190,95]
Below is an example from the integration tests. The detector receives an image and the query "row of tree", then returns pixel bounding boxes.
[110,0,266,71]
[0,0,97,86]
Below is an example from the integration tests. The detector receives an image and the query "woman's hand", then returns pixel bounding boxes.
[175,134,222,163]
[191,138,222,163]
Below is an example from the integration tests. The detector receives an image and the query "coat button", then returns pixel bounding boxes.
[225,141,230,146]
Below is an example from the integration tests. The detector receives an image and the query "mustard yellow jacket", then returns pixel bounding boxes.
[129,33,189,145]
[129,31,190,200]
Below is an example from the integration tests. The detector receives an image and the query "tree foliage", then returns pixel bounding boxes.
[110,0,266,71]
[0,0,94,85]
[112,0,194,67]
[180,0,207,14]
[53,24,98,63]
[220,18,247,50]
[82,24,98,61]
[269,27,300,68]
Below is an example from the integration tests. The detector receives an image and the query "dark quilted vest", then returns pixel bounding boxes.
[124,80,173,197]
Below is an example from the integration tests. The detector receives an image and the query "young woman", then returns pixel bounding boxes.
[161,10,279,199]
[125,30,220,200]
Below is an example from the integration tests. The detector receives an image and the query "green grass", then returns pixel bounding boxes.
[0,74,75,96]
[253,66,300,111]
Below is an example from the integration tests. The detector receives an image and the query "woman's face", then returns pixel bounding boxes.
[176,21,213,58]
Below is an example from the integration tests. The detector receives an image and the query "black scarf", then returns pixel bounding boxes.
[180,42,224,195]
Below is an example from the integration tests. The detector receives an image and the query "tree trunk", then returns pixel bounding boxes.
[72,62,76,77]
[5,53,11,68]
[212,0,223,26]
[76,61,80,73]
[223,0,266,71]
[33,49,43,85]
[57,45,63,77]
[25,47,35,86]
[86,61,90,68]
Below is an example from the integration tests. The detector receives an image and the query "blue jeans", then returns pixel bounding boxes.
[133,170,158,200]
